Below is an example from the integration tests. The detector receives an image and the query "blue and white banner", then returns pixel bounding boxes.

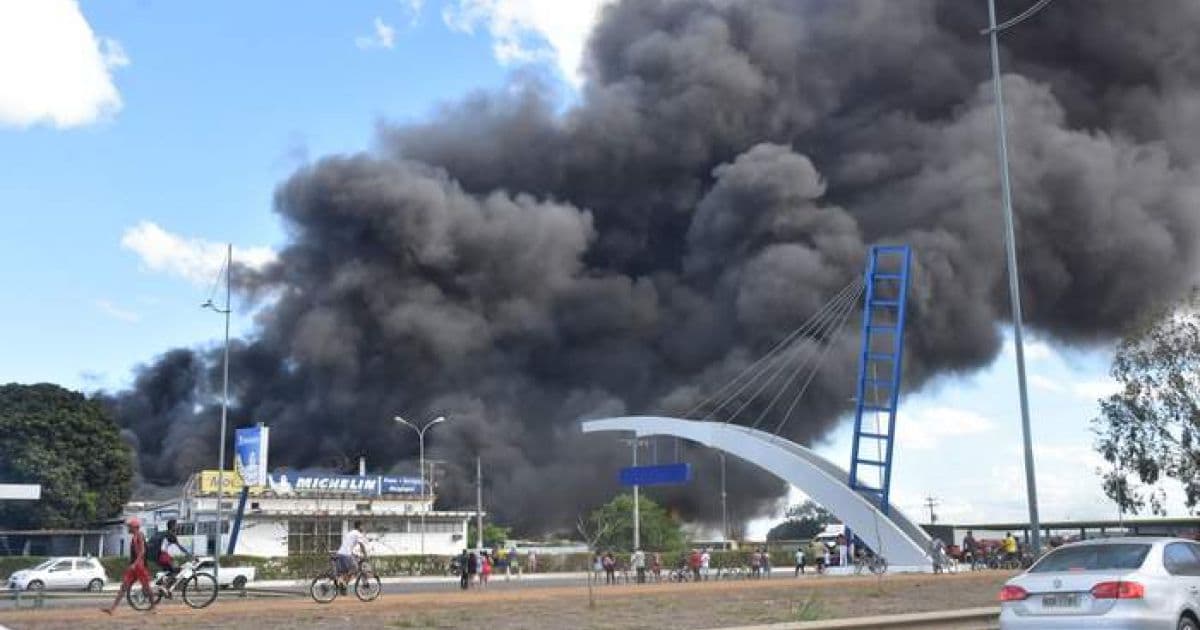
[381,475,424,495]
[234,425,269,487]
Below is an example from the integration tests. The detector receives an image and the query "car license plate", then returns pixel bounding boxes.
[1042,593,1080,608]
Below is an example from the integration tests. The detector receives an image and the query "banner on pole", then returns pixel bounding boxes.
[234,425,269,487]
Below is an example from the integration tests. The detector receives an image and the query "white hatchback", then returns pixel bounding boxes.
[6,557,108,592]
[1000,537,1200,629]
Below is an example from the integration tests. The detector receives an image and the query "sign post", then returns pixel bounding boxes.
[0,484,41,500]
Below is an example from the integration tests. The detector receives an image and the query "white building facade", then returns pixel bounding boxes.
[106,470,476,558]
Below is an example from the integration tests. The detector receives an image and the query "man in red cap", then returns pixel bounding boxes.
[103,516,156,614]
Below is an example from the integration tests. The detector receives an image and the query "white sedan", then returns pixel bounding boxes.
[1000,537,1200,629]
[6,557,108,592]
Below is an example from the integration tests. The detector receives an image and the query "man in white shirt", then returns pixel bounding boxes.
[794,547,805,576]
[631,548,646,584]
[700,548,711,581]
[336,520,368,585]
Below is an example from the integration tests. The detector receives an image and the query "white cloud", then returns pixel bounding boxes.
[442,0,612,85]
[356,17,396,50]
[894,406,995,450]
[1029,373,1064,393]
[94,299,140,323]
[1071,378,1121,401]
[121,221,276,285]
[0,0,128,128]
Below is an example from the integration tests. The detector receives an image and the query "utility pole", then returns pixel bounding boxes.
[475,456,483,556]
[632,436,640,550]
[983,0,1052,554]
[201,244,232,587]
[719,451,728,541]
[924,496,940,524]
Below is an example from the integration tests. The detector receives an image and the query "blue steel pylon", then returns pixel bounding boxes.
[847,245,912,516]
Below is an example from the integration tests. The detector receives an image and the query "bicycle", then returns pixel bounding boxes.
[126,556,218,610]
[853,553,888,575]
[310,555,382,603]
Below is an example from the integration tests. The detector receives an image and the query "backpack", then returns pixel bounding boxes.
[147,531,167,559]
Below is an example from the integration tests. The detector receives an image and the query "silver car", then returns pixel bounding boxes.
[1000,537,1200,629]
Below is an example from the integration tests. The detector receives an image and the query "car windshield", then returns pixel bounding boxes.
[1029,544,1151,573]
[30,559,56,570]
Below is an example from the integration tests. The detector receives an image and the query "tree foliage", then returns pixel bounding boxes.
[589,493,685,552]
[467,522,511,549]
[1094,292,1200,514]
[0,383,134,528]
[768,500,831,540]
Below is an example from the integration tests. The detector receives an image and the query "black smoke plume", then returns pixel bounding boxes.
[103,0,1200,533]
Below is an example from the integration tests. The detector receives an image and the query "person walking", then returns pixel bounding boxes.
[688,548,701,581]
[962,530,978,568]
[468,551,479,588]
[529,550,538,574]
[459,549,470,590]
[794,546,806,576]
[631,548,646,584]
[808,540,826,575]
[761,546,772,579]
[749,549,761,579]
[700,547,711,581]
[102,517,156,615]
[651,552,662,582]
[480,551,492,587]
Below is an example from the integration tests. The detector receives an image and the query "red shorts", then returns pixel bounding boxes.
[122,562,152,588]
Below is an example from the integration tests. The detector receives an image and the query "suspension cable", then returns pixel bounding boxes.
[746,283,863,430]
[724,282,863,426]
[681,278,862,420]
[771,282,866,436]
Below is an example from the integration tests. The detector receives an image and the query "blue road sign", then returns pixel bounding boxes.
[619,463,692,486]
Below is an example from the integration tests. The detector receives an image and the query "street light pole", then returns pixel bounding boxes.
[719,451,728,541]
[201,244,233,586]
[394,415,446,557]
[632,437,639,550]
[983,0,1051,554]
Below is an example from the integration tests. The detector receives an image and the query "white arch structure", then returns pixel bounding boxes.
[581,416,933,567]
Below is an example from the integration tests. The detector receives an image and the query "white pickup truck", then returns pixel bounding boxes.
[193,558,256,590]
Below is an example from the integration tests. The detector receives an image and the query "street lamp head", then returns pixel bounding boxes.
[394,416,413,429]
[430,416,446,426]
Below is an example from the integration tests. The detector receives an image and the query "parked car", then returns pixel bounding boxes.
[999,537,1200,629]
[6,557,107,592]
[193,558,255,590]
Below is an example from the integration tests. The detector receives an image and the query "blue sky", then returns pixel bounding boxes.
[0,0,1183,527]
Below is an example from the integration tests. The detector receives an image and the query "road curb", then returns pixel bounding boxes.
[712,607,1000,630]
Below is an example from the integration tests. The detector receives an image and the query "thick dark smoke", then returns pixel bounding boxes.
[104,0,1200,534]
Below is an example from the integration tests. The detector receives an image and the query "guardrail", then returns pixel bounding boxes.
[716,607,1000,630]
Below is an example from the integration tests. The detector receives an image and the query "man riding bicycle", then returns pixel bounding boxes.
[147,519,189,589]
[335,520,368,590]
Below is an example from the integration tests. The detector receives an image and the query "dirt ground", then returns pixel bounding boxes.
[0,571,1011,630]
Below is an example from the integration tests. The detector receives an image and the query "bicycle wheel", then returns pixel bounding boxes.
[310,573,339,604]
[182,572,218,609]
[354,571,382,602]
[870,557,888,575]
[126,586,159,611]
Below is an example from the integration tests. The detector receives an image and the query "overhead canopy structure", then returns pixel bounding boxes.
[581,416,933,567]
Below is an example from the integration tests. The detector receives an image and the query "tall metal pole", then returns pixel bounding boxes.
[987,0,1041,554]
[418,431,426,557]
[632,437,640,550]
[719,452,728,541]
[395,415,445,558]
[475,456,484,557]
[214,243,232,585]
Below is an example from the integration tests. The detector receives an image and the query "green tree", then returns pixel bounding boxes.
[767,500,831,540]
[0,383,134,528]
[590,493,684,552]
[1094,292,1200,514]
[467,522,511,549]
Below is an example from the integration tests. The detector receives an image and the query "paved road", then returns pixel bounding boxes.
[1,566,873,611]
